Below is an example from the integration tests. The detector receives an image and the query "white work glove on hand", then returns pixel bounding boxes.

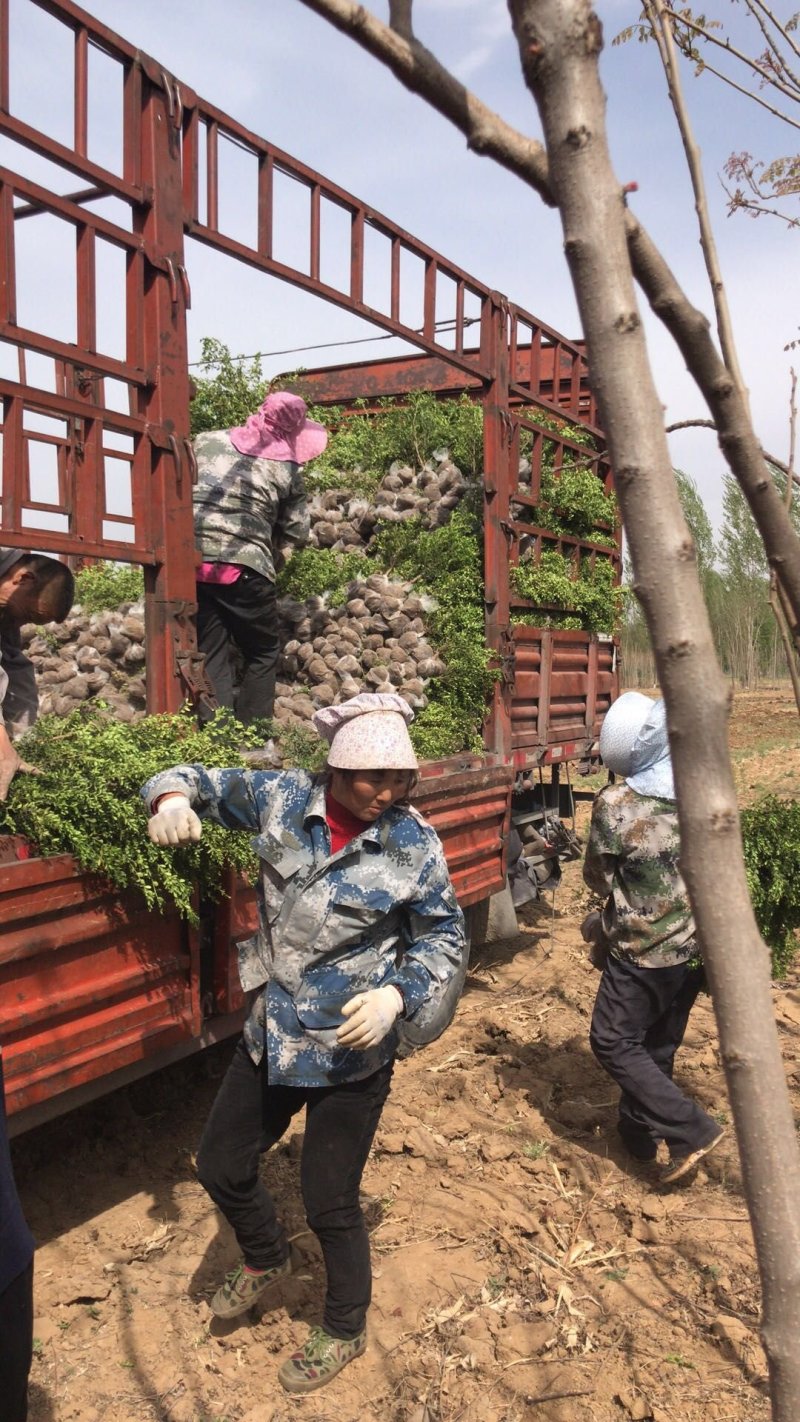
[147,794,202,846]
[336,986,404,1050]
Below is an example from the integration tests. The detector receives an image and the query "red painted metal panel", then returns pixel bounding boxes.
[0,855,198,1117]
[509,629,617,762]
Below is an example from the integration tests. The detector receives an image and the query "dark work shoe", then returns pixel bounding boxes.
[278,1325,367,1393]
[210,1255,293,1318]
[662,1129,726,1185]
[617,1122,658,1162]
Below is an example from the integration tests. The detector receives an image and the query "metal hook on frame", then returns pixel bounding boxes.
[164,256,179,308]
[178,264,191,309]
[183,436,198,486]
[167,432,182,490]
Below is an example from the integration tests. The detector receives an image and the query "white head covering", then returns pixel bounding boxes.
[312,691,419,770]
[599,692,675,801]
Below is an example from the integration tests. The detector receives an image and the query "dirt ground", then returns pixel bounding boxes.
[12,685,800,1422]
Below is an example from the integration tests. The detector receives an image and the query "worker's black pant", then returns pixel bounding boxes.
[196,570,280,725]
[0,1260,33,1422]
[590,954,719,1159]
[196,1039,393,1339]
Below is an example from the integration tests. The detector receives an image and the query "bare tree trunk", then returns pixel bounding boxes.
[506,2,800,1413]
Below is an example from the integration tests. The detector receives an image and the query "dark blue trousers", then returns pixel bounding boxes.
[0,1260,33,1422]
[590,954,719,1158]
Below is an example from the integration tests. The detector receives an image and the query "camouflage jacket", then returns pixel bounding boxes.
[192,430,311,582]
[141,766,466,1085]
[583,782,696,968]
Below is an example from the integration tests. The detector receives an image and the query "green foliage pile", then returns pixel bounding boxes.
[536,466,617,545]
[510,550,622,634]
[190,338,269,437]
[0,707,263,918]
[741,796,800,977]
[305,391,484,487]
[274,721,328,773]
[75,562,145,613]
[373,503,494,759]
[276,548,369,605]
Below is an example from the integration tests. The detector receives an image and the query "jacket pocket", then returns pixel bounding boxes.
[293,994,349,1030]
[327,883,399,934]
[254,832,310,920]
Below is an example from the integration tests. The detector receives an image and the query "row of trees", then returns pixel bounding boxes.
[623,468,800,687]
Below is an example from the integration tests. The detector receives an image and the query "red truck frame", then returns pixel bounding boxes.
[0,0,619,1130]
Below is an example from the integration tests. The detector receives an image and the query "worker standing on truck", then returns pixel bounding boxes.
[0,1051,35,1422]
[142,691,466,1393]
[0,548,75,801]
[192,391,327,725]
[582,692,725,1183]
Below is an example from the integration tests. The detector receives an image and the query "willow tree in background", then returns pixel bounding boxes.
[622,469,719,685]
[297,2,800,1415]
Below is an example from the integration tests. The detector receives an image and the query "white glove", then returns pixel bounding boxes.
[336,986,404,1050]
[147,793,203,846]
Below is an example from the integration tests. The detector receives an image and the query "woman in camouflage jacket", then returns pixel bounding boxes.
[143,692,466,1393]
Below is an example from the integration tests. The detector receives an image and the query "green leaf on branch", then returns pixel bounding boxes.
[741,796,800,978]
[0,706,264,919]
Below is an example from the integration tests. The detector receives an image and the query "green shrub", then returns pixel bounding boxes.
[190,338,269,436]
[305,391,484,483]
[741,796,800,977]
[374,503,494,758]
[276,548,369,605]
[0,707,265,918]
[75,562,145,613]
[535,466,617,542]
[274,722,328,773]
[510,549,621,635]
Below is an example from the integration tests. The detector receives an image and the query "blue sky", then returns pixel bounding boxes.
[4,0,798,535]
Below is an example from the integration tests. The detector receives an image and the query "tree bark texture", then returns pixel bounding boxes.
[506,2,800,1415]
[297,0,800,647]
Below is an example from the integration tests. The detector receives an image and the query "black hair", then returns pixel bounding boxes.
[15,555,75,622]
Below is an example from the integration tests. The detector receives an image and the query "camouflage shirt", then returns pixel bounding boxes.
[142,766,466,1085]
[192,429,311,582]
[583,782,696,968]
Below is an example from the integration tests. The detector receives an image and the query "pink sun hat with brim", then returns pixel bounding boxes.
[229,391,328,463]
[313,692,419,770]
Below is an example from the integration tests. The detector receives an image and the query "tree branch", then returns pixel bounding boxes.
[744,0,800,92]
[678,49,800,132]
[721,180,800,226]
[296,0,555,205]
[664,5,800,109]
[296,0,800,646]
[388,0,413,41]
[645,0,750,408]
[666,416,800,490]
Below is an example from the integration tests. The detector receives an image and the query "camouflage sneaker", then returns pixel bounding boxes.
[278,1325,367,1394]
[210,1255,293,1318]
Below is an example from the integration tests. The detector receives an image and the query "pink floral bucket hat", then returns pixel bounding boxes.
[229,391,328,464]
